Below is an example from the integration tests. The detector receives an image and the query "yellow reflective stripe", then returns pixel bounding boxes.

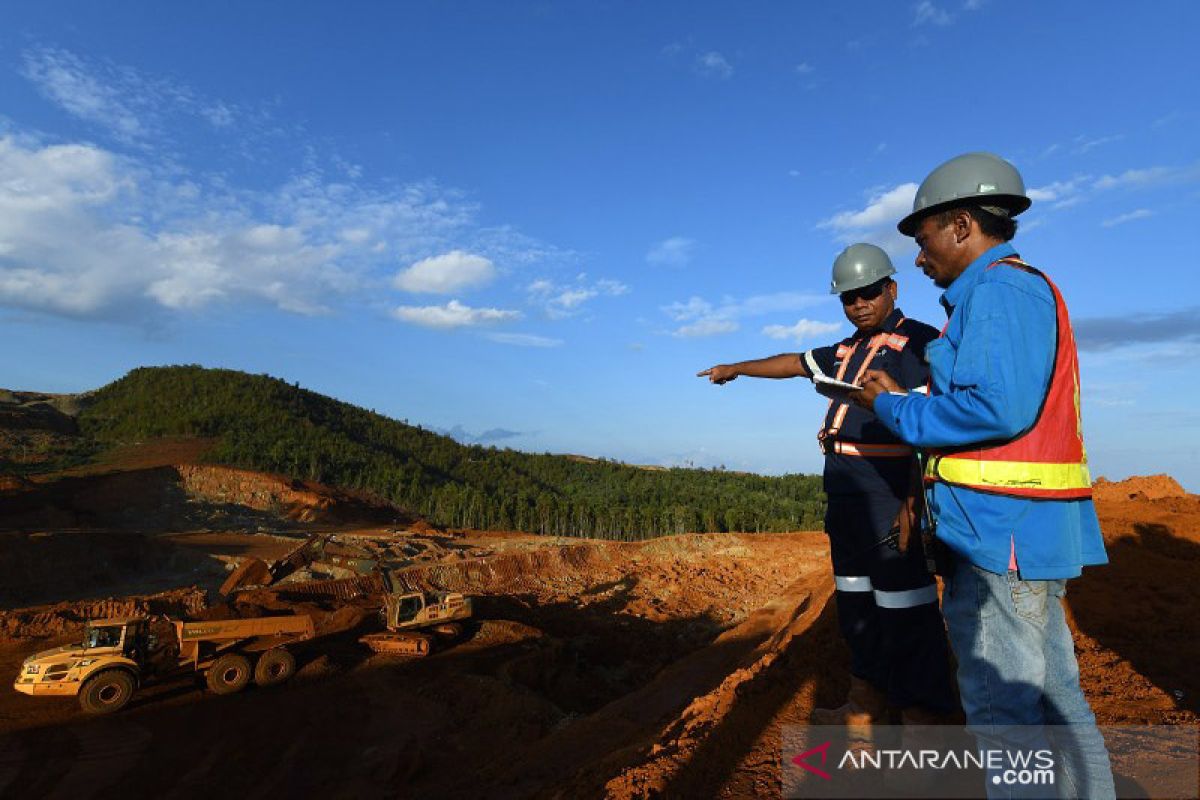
[927,457,1092,490]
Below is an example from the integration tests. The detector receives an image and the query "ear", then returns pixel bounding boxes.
[952,209,973,244]
[886,280,898,301]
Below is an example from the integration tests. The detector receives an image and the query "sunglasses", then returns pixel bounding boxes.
[839,281,888,305]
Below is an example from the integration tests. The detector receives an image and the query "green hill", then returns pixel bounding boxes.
[52,366,828,539]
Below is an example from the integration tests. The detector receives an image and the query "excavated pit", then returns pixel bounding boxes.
[0,474,1195,799]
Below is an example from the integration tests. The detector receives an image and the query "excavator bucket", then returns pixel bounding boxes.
[359,632,432,657]
[219,557,273,596]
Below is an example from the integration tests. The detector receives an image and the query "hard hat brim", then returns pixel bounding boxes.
[830,272,895,294]
[897,194,1032,237]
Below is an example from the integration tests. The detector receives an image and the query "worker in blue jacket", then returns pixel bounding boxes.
[699,243,956,737]
[854,152,1114,798]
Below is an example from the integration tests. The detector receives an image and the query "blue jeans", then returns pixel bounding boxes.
[942,559,1115,800]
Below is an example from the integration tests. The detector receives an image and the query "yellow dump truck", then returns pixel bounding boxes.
[14,614,315,714]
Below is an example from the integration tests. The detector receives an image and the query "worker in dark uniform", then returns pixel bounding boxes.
[698,243,955,734]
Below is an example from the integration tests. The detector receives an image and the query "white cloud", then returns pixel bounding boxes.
[1028,178,1084,203]
[646,236,696,267]
[1152,110,1182,129]
[485,332,563,348]
[695,52,733,79]
[794,62,815,75]
[674,319,739,338]
[663,296,714,322]
[20,46,251,146]
[527,275,628,318]
[553,288,596,309]
[394,250,496,294]
[0,134,560,322]
[762,319,842,342]
[595,278,629,296]
[1073,133,1124,154]
[3,48,573,327]
[913,1,954,26]
[1021,162,1200,219]
[726,292,826,318]
[1093,164,1200,191]
[1101,209,1154,228]
[662,291,826,338]
[822,184,917,232]
[818,183,918,256]
[392,300,519,329]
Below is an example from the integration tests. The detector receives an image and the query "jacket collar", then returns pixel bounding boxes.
[940,242,1018,316]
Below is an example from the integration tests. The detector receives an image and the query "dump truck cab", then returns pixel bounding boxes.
[14,617,147,702]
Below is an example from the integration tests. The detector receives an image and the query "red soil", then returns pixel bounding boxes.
[0,473,1194,799]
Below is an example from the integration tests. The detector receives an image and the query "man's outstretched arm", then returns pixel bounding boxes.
[697,353,809,385]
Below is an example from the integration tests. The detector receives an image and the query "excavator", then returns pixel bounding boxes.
[219,532,376,596]
[358,569,473,657]
[220,535,473,658]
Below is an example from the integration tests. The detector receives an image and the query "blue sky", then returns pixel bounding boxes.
[3,2,1199,489]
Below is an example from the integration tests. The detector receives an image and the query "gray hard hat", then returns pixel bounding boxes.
[897,151,1032,236]
[830,243,896,294]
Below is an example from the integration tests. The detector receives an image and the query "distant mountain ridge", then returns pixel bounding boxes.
[2,366,825,539]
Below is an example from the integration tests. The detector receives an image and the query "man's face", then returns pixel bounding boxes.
[839,278,897,333]
[914,214,969,289]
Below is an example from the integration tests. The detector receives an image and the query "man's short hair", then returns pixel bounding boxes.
[933,204,1018,242]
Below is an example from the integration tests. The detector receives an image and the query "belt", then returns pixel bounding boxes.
[828,441,914,458]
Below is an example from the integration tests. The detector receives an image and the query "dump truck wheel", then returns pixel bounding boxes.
[254,649,296,687]
[79,670,135,714]
[206,653,252,695]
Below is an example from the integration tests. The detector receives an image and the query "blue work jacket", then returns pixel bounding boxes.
[874,243,1108,579]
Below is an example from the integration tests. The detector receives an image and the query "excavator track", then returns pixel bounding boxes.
[359,632,433,657]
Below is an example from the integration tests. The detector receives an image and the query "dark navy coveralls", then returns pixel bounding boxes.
[805,307,955,713]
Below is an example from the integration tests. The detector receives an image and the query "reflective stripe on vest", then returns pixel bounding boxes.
[927,456,1092,494]
[820,317,906,444]
[924,258,1093,500]
[831,441,914,458]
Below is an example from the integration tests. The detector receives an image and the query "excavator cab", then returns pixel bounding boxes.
[394,594,424,624]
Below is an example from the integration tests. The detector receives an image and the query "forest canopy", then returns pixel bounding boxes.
[71,366,826,540]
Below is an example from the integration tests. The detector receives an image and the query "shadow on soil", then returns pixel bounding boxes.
[0,577,742,799]
[660,597,843,798]
[1068,521,1200,715]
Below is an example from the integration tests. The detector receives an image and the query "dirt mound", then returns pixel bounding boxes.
[176,464,408,525]
[0,476,33,491]
[1093,473,1189,502]
[0,463,417,531]
[0,587,207,640]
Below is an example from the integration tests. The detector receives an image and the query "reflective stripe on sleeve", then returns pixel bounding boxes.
[834,576,872,592]
[873,585,939,608]
[803,350,826,379]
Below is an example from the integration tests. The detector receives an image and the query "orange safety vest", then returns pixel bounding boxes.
[817,318,914,458]
[923,257,1092,499]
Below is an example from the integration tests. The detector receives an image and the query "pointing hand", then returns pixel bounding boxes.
[698,365,739,385]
